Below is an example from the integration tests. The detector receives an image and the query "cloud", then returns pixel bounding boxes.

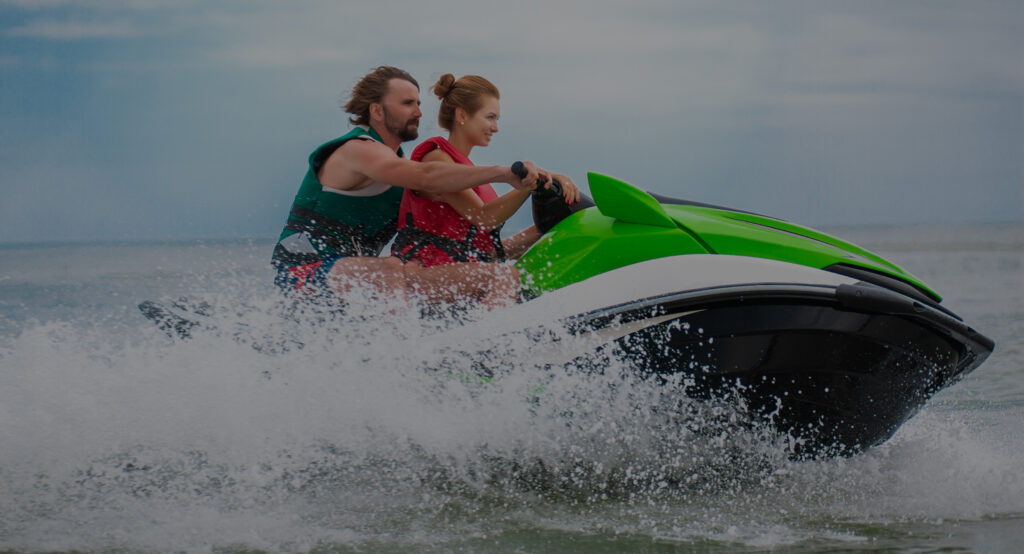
[0,0,184,10]
[5,18,144,40]
[0,0,195,43]
[1,0,1020,245]
[216,45,360,68]
[0,0,78,7]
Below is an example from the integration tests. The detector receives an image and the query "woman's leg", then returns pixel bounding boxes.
[326,256,409,303]
[326,256,519,311]
[403,262,520,310]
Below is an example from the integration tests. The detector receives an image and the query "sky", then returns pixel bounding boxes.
[1,0,1021,245]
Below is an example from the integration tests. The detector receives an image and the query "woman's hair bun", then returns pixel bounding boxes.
[432,73,456,100]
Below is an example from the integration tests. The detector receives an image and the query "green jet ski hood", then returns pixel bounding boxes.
[515,172,939,301]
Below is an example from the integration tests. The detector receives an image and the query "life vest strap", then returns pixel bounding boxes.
[286,203,397,258]
[393,213,505,264]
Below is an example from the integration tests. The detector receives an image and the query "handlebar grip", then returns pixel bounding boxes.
[511,161,527,179]
[512,160,563,199]
[512,161,560,197]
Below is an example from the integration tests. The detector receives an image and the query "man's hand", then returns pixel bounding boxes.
[508,160,543,190]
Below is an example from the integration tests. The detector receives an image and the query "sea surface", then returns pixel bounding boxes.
[0,223,1022,553]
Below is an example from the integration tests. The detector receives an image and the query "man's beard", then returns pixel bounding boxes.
[384,108,419,142]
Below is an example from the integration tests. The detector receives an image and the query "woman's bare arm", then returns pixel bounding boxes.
[417,148,535,231]
[501,226,542,259]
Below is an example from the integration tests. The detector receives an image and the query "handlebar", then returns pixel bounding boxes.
[510,161,526,178]
[511,161,595,235]
[511,161,562,197]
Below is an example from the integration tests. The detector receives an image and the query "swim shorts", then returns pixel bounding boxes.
[273,255,343,294]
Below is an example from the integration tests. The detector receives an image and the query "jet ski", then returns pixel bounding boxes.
[139,168,993,457]
[516,171,994,457]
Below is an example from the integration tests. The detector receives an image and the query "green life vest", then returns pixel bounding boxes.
[272,127,405,267]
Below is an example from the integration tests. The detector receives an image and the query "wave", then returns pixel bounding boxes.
[1,285,1022,551]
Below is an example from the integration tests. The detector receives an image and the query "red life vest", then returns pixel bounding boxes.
[393,137,504,267]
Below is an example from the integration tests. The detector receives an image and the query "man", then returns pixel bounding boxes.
[272,66,547,307]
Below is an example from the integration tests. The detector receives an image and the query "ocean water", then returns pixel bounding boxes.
[0,224,1021,553]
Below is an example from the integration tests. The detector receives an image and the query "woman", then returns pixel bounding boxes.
[393,74,579,308]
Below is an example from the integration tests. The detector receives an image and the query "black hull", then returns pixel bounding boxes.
[574,282,994,457]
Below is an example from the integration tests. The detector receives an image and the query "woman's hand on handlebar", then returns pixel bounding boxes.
[549,173,580,204]
[509,160,541,190]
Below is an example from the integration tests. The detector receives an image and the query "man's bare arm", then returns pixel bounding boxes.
[338,139,542,193]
